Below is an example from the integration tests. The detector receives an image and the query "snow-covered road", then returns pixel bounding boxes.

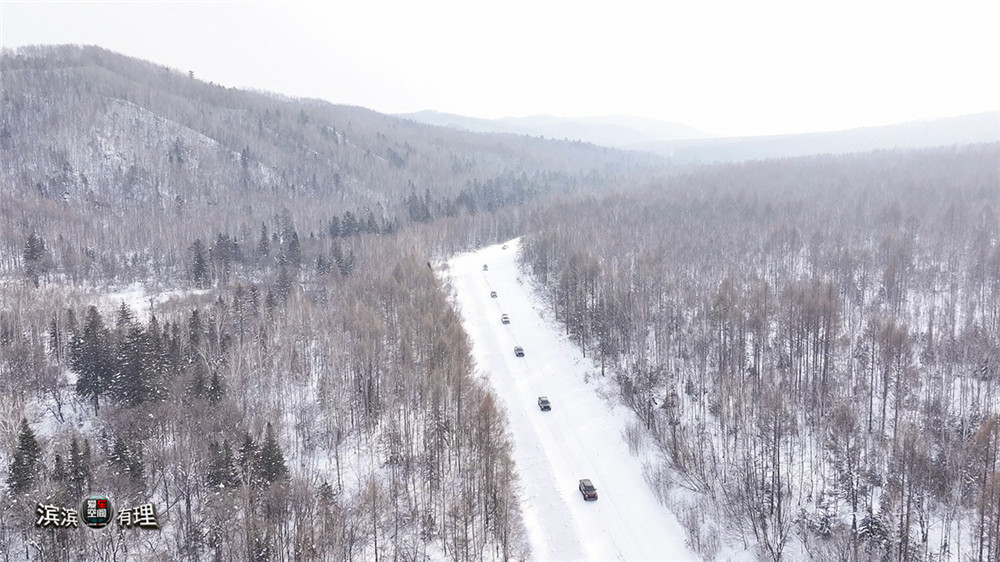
[447,239,698,561]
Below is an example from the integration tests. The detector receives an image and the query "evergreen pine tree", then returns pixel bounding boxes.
[342,211,357,236]
[49,316,62,363]
[318,480,335,503]
[7,419,41,493]
[287,231,301,271]
[858,509,889,551]
[115,302,134,332]
[257,422,288,485]
[188,309,203,359]
[315,255,330,275]
[207,370,224,402]
[68,438,90,499]
[238,433,257,486]
[190,238,209,288]
[109,437,144,483]
[248,285,262,318]
[113,321,150,407]
[109,438,129,476]
[327,215,341,238]
[279,209,296,241]
[213,232,237,284]
[338,249,355,277]
[257,223,270,258]
[275,256,294,301]
[222,440,239,488]
[71,306,113,415]
[331,242,344,274]
[23,232,47,287]
[365,211,379,234]
[207,440,240,489]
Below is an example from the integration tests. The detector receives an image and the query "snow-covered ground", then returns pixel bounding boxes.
[447,239,698,561]
[98,282,211,323]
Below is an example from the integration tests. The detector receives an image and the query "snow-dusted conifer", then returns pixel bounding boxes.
[68,438,91,499]
[71,306,113,414]
[7,419,42,494]
[257,423,287,485]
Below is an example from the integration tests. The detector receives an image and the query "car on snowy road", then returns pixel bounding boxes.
[501,313,510,324]
[490,291,497,298]
[537,396,551,411]
[579,479,598,501]
[483,264,488,271]
[514,346,524,357]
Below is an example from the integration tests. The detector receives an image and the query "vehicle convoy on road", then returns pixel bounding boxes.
[501,313,510,324]
[449,242,696,559]
[579,479,598,500]
[514,346,524,357]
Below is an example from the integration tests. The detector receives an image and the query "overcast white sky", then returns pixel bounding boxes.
[1,0,997,137]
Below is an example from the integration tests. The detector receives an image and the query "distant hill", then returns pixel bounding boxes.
[399,111,712,147]
[631,111,1000,163]
[0,45,663,256]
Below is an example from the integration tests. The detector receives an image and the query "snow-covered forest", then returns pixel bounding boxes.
[1,44,997,561]
[519,146,1000,560]
[0,45,646,560]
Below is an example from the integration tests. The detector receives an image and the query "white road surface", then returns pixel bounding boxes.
[447,239,698,562]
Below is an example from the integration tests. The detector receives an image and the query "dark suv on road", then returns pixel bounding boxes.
[537,396,551,411]
[514,346,524,357]
[579,479,598,501]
